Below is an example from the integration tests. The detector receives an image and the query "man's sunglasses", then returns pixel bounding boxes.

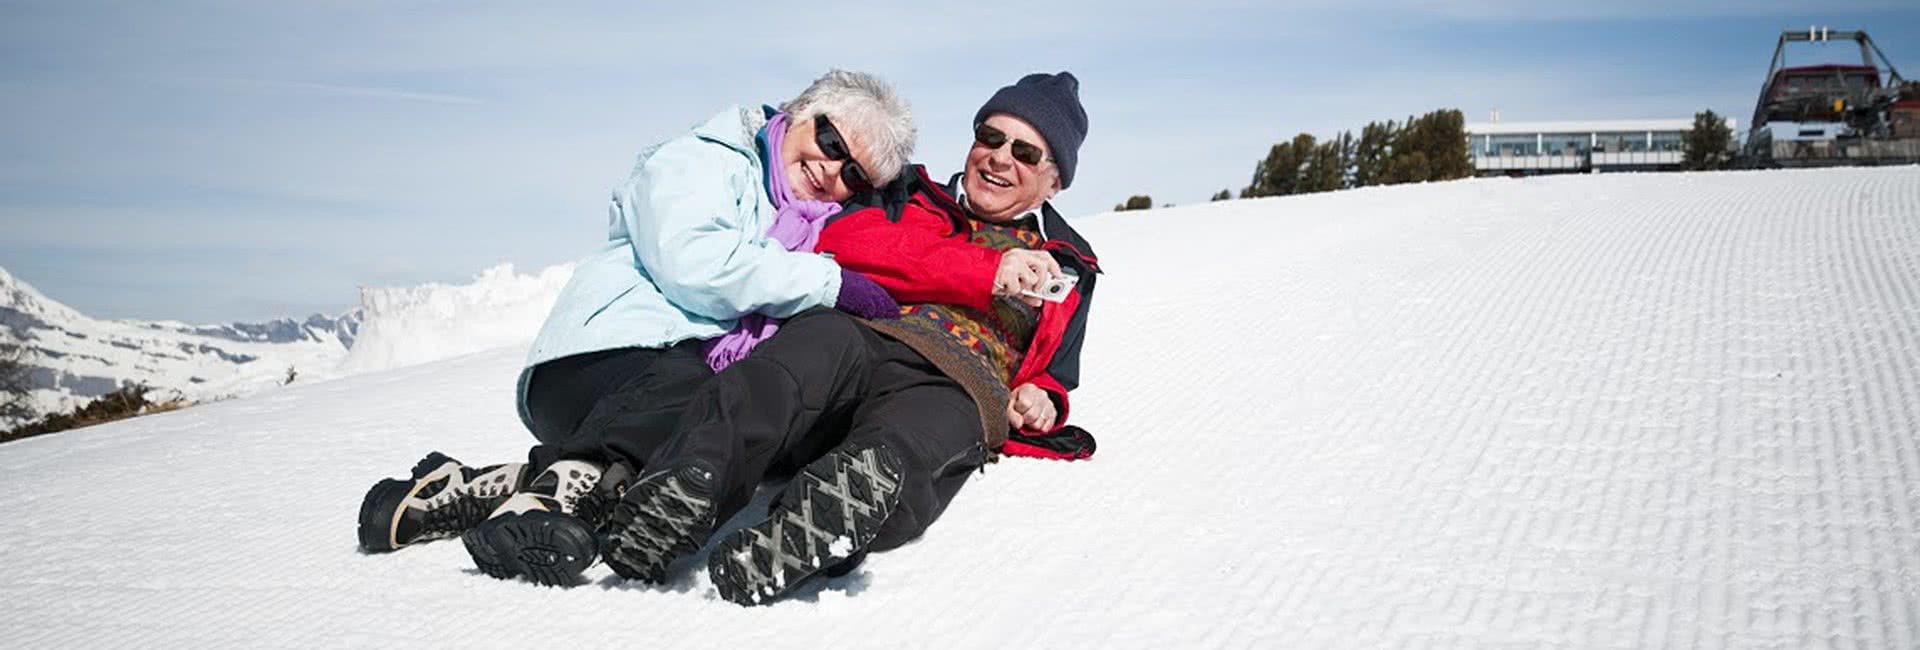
[812,114,873,194]
[973,123,1050,167]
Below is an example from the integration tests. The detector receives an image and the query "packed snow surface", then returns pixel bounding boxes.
[2,167,1917,647]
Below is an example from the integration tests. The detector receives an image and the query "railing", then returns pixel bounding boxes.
[1764,139,1920,165]
[1591,151,1685,166]
[1472,151,1685,171]
[1473,154,1583,171]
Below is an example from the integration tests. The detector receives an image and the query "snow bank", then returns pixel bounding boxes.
[338,263,572,374]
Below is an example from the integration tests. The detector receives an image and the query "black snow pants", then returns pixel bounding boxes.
[644,308,988,552]
[520,339,715,474]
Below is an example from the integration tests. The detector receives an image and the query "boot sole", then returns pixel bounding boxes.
[356,451,459,553]
[462,511,598,587]
[709,443,903,607]
[604,465,718,583]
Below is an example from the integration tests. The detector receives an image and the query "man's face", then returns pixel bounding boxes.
[961,113,1059,223]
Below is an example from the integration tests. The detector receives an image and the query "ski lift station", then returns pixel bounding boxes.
[1466,27,1916,176]
[1744,27,1918,166]
[1464,118,1735,176]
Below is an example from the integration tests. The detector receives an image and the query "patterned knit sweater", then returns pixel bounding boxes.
[863,218,1044,444]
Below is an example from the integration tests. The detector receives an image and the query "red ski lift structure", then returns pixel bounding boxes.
[1745,27,1919,166]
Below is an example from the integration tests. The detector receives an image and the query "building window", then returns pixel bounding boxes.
[1488,134,1537,156]
[1596,132,1645,153]
[1650,132,1684,152]
[1542,133,1587,155]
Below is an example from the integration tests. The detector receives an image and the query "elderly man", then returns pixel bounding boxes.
[584,71,1101,605]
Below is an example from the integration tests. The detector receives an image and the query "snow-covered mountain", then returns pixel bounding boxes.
[0,263,570,428]
[2,167,1916,646]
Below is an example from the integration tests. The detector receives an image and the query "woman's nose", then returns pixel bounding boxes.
[819,158,846,187]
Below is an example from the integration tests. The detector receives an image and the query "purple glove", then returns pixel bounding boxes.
[835,269,901,320]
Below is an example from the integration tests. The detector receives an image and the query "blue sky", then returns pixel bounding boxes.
[3,1,1916,323]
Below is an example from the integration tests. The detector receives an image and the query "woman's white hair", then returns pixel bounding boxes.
[779,69,916,186]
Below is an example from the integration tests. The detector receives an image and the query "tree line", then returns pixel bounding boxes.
[1112,108,1477,210]
[1234,109,1474,199]
[0,343,190,444]
[1108,105,1773,209]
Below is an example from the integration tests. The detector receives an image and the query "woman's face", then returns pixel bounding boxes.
[961,113,1058,223]
[779,113,873,203]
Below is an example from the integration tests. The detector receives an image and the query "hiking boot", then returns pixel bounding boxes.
[357,452,525,553]
[602,463,721,583]
[462,459,626,586]
[708,442,903,606]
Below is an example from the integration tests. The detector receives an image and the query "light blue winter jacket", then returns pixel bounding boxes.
[515,105,843,428]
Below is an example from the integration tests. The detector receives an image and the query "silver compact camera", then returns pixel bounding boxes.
[1020,268,1079,303]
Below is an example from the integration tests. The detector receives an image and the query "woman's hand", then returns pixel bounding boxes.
[994,249,1063,308]
[834,269,901,319]
[1006,382,1058,432]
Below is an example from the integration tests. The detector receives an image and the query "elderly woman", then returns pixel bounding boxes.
[355,70,916,586]
[589,72,1102,605]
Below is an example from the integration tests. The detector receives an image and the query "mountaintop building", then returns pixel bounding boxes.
[1465,118,1736,176]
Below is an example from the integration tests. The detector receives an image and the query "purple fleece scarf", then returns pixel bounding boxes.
[701,112,843,371]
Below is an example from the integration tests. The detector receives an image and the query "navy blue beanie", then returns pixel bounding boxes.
[973,71,1088,189]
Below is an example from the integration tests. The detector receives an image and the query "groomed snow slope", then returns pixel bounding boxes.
[2,167,1917,648]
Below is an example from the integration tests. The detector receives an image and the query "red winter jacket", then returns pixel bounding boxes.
[815,166,1102,459]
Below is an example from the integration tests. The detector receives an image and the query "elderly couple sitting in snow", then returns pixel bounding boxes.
[356,69,1103,606]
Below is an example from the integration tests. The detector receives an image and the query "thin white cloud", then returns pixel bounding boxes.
[196,78,486,106]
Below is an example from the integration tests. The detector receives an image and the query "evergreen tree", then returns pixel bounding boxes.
[1336,131,1357,189]
[1393,113,1425,183]
[1353,121,1394,188]
[1682,110,1734,171]
[1114,195,1154,211]
[1248,134,1313,197]
[1426,109,1472,180]
[1386,150,1430,185]
[1284,133,1317,194]
[0,342,32,425]
[1210,189,1233,201]
[1303,138,1344,193]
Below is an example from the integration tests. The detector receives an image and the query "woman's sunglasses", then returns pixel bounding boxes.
[812,114,874,194]
[974,123,1049,167]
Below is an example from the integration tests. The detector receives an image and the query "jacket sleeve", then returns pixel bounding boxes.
[615,137,841,321]
[1019,252,1097,432]
[815,201,1000,312]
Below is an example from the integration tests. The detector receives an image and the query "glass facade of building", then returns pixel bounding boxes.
[1466,120,1720,174]
[1541,133,1588,156]
[1486,134,1537,156]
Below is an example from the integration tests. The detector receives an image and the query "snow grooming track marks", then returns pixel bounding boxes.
[1,168,1918,646]
[710,443,904,607]
[603,465,719,582]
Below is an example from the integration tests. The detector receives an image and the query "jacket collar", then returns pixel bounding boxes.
[688,104,770,160]
[944,172,1051,238]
